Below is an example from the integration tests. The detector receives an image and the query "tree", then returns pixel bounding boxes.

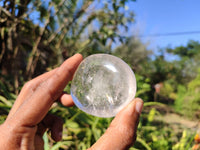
[113,37,152,72]
[167,40,200,83]
[0,0,136,93]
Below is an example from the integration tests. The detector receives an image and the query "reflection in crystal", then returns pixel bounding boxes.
[104,64,117,73]
[106,94,114,105]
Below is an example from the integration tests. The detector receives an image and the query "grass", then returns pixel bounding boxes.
[0,91,196,150]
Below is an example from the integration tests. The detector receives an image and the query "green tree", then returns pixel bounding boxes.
[167,40,200,83]
[174,69,200,118]
[113,37,152,72]
[0,0,136,94]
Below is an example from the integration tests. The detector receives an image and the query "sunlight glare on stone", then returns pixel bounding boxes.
[70,54,137,118]
[104,64,118,72]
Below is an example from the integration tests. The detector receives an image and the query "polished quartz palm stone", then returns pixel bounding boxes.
[70,54,136,118]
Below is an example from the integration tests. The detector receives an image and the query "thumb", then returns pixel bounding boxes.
[89,98,143,150]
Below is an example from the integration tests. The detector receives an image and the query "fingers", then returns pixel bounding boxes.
[58,93,74,107]
[7,68,57,119]
[37,114,63,142]
[89,98,143,150]
[8,54,83,126]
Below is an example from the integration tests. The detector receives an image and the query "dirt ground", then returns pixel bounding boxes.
[145,104,200,134]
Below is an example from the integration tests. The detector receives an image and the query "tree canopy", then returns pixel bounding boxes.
[0,0,136,93]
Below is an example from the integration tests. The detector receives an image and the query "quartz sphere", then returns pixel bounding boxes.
[70,54,136,118]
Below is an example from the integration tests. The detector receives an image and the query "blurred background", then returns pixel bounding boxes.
[1,0,200,149]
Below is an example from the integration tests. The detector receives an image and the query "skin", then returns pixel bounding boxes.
[0,54,143,150]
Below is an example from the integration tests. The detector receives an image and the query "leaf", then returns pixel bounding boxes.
[76,112,95,125]
[0,95,13,107]
[0,103,12,109]
[43,132,50,150]
[66,120,80,128]
[147,108,156,123]
[143,102,166,107]
[50,141,74,150]
[91,118,101,141]
[136,137,152,150]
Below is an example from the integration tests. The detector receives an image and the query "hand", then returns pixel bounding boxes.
[0,54,143,150]
[89,97,143,150]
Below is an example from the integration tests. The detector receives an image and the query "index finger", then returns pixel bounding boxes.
[7,68,58,119]
[9,54,83,126]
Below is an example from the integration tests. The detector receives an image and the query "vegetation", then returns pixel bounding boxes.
[1,0,200,149]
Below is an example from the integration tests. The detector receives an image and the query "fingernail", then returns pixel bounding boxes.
[136,100,143,114]
[124,98,143,116]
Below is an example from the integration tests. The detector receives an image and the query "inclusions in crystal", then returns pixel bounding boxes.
[71,54,136,118]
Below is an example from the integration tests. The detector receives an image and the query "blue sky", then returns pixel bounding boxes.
[129,0,200,53]
[1,0,199,56]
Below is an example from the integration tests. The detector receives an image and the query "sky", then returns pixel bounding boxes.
[1,0,199,57]
[128,0,200,54]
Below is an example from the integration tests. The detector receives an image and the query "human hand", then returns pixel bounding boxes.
[89,97,143,150]
[0,54,143,150]
[0,54,83,150]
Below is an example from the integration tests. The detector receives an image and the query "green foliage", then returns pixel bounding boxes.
[0,86,196,149]
[149,54,179,84]
[1,0,200,149]
[147,108,157,123]
[159,81,177,100]
[135,74,151,102]
[0,81,16,111]
[44,105,112,149]
[0,81,16,124]
[113,37,152,72]
[0,0,136,94]
[167,40,200,58]
[174,85,187,112]
[172,130,194,150]
[187,72,200,110]
[167,40,200,82]
[136,111,172,149]
[135,103,195,150]
[170,69,200,118]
